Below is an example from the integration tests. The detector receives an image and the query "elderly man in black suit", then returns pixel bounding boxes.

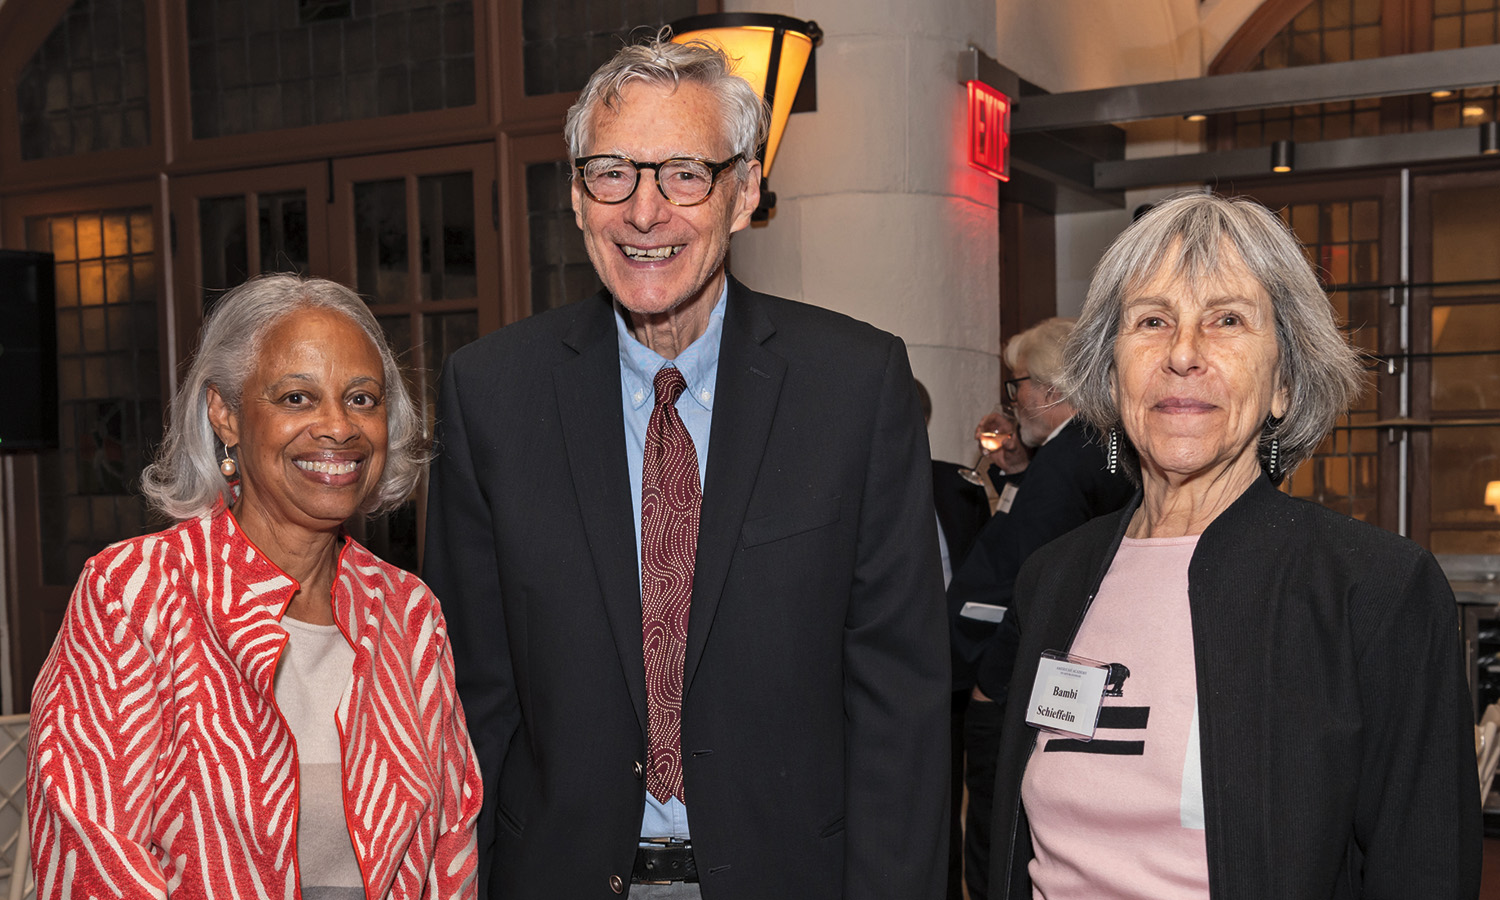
[947,317,1133,900]
[424,35,950,900]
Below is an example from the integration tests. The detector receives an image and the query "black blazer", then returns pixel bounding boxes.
[991,477,1481,899]
[947,418,1132,694]
[931,460,990,572]
[424,278,951,899]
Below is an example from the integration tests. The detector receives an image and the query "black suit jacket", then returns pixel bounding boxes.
[946,418,1132,695]
[931,460,990,572]
[991,478,1481,899]
[424,278,950,899]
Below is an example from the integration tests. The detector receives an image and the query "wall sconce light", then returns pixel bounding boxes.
[1183,113,1207,123]
[670,13,823,222]
[1482,121,1500,156]
[1271,140,1294,173]
[1486,481,1500,513]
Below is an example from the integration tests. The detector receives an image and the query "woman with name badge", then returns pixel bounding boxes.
[987,192,1481,900]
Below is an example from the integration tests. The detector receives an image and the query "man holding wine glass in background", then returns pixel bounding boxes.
[961,406,1031,514]
[946,317,1133,900]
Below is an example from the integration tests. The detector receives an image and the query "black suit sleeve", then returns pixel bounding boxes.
[423,357,518,899]
[842,337,951,899]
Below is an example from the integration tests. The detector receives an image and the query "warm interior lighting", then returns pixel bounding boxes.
[1432,89,1455,99]
[670,14,821,178]
[1464,105,1487,118]
[1486,481,1500,514]
[1271,140,1294,173]
[1183,113,1207,122]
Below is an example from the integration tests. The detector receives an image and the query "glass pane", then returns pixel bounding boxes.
[355,179,408,303]
[17,0,152,160]
[258,190,310,274]
[527,159,598,315]
[418,172,477,301]
[188,0,475,139]
[199,195,249,305]
[1432,303,1500,411]
[422,311,479,409]
[521,0,698,96]
[377,314,413,364]
[26,207,163,585]
[1432,427,1500,529]
[1431,186,1500,297]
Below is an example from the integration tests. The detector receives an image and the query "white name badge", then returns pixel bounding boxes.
[997,482,1019,513]
[1024,651,1109,741]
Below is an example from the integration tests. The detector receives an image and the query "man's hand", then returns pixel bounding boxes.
[976,411,1030,474]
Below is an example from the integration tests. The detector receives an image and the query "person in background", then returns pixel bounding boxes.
[947,317,1133,900]
[973,405,1030,514]
[28,274,482,899]
[424,35,949,900]
[989,191,1480,898]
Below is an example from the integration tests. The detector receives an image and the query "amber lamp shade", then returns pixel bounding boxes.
[1486,480,1500,513]
[670,14,821,177]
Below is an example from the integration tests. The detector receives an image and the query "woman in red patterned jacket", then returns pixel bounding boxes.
[28,274,483,899]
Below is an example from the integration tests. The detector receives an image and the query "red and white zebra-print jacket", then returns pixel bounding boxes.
[27,507,482,899]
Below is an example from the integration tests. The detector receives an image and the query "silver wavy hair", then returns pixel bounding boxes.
[139,274,427,520]
[1060,191,1366,484]
[1004,317,1076,389]
[564,31,770,184]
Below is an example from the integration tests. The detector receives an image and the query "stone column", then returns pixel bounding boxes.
[726,0,1002,463]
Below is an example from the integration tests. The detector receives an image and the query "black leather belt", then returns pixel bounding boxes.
[632,841,698,884]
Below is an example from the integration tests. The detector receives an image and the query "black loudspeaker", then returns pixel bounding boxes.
[0,250,58,452]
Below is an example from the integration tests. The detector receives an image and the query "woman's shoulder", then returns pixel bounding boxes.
[339,540,445,617]
[77,517,207,589]
[1233,484,1432,568]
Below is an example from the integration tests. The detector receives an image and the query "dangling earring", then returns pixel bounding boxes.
[1262,416,1283,483]
[1107,426,1121,476]
[220,447,238,478]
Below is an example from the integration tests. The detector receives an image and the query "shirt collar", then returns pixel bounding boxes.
[1042,414,1074,445]
[615,281,727,413]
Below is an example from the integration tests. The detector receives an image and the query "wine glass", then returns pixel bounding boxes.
[957,410,1012,486]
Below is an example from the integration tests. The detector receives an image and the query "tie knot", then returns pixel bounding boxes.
[653,366,687,408]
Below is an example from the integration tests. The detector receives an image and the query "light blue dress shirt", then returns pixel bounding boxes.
[615,282,726,841]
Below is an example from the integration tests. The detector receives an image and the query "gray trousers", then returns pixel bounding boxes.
[629,883,702,899]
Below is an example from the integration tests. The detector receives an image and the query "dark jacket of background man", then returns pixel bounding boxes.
[948,417,1134,698]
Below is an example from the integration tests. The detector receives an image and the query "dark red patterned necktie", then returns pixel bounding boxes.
[640,365,700,804]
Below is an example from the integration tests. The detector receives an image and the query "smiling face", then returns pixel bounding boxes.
[208,307,389,541]
[1112,247,1288,488]
[572,79,760,333]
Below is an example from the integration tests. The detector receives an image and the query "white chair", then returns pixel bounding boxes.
[0,714,32,900]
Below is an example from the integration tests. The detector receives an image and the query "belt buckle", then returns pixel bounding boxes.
[634,838,695,885]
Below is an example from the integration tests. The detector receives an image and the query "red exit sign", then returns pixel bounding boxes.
[967,81,1011,181]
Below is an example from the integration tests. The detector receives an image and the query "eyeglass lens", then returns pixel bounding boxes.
[582,158,717,205]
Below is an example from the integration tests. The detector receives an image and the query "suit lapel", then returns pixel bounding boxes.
[555,293,649,732]
[685,278,785,693]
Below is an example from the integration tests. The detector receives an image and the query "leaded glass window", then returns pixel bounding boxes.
[526,160,598,314]
[24,208,162,584]
[1230,0,1383,148]
[186,0,476,139]
[521,0,698,96]
[15,0,151,160]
